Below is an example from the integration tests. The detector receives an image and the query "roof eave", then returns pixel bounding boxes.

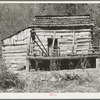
[29,24,94,28]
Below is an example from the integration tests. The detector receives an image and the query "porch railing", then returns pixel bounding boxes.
[29,45,100,57]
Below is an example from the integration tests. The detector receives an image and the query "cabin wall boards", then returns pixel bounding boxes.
[2,28,31,71]
[34,28,93,56]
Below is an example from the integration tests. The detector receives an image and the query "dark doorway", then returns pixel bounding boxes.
[48,38,58,47]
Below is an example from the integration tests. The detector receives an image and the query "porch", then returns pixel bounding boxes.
[26,54,99,71]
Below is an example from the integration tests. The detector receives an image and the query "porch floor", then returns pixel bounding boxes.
[27,54,99,60]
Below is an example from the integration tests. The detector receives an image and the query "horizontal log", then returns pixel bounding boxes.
[77,44,91,46]
[2,45,27,51]
[59,41,73,43]
[60,47,73,50]
[2,44,27,48]
[37,34,73,38]
[3,58,26,61]
[37,32,54,36]
[35,29,92,32]
[3,53,27,57]
[2,48,27,52]
[75,49,99,51]
[3,56,26,59]
[75,49,89,51]
[59,44,73,46]
[5,59,26,63]
[4,58,26,61]
[76,40,92,43]
[60,51,72,53]
[36,35,91,41]
[27,55,98,60]
[37,36,74,40]
[76,37,91,39]
[2,43,27,46]
[59,39,71,42]
[76,43,90,46]
[77,38,92,41]
[5,60,26,64]
[76,52,88,54]
[2,50,27,54]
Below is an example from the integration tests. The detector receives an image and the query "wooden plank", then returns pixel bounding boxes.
[2,49,27,53]
[35,29,92,32]
[3,58,26,61]
[34,16,90,19]
[3,53,27,57]
[5,60,26,64]
[75,49,89,51]
[77,43,90,46]
[76,34,90,36]
[76,37,91,39]
[76,52,88,54]
[59,45,73,47]
[27,55,98,60]
[60,47,72,50]
[59,41,73,44]
[2,45,27,50]
[2,44,27,46]
[3,56,26,59]
[37,34,73,38]
[2,48,27,53]
[77,38,91,41]
[14,36,29,42]
[56,33,73,36]
[76,40,92,43]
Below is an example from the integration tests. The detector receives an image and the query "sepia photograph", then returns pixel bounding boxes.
[0,1,100,98]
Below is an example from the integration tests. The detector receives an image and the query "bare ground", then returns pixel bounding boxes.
[7,68,100,93]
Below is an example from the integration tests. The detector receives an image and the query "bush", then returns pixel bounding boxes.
[0,61,25,90]
[52,70,93,84]
[0,71,25,90]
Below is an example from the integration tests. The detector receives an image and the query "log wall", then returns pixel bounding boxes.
[2,28,31,71]
[34,28,93,56]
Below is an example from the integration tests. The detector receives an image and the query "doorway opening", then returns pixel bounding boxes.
[48,38,59,56]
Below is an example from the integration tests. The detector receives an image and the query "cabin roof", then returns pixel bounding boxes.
[2,15,95,41]
[30,15,95,28]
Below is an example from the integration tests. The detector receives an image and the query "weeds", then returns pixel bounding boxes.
[52,70,93,85]
[0,60,25,91]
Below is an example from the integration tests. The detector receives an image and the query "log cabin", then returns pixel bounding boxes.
[1,15,100,71]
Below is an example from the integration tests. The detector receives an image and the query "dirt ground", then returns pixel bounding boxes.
[8,68,100,93]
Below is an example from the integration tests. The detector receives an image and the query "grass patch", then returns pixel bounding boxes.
[22,69,97,92]
[0,60,25,92]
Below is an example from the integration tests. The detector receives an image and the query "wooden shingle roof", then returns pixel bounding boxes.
[30,15,95,28]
